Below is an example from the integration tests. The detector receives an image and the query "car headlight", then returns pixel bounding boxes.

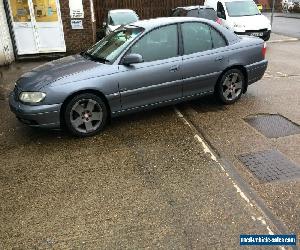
[19,92,46,103]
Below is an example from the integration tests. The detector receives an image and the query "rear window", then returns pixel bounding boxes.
[187,8,218,20]
[186,9,199,17]
[172,9,187,17]
[110,11,139,26]
[199,9,218,20]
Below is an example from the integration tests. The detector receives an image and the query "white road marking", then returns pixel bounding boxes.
[174,107,279,237]
[263,71,300,79]
[194,134,217,162]
[276,72,288,77]
[263,73,272,78]
[268,38,299,43]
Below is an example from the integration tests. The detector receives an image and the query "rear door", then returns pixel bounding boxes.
[118,24,183,111]
[181,22,229,97]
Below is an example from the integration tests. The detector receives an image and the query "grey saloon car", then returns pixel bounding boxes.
[9,17,267,137]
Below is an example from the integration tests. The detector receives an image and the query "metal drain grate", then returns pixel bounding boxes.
[244,114,300,138]
[238,150,300,183]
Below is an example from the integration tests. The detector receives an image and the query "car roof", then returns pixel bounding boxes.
[131,17,208,30]
[174,5,215,10]
[109,9,136,13]
[222,0,253,2]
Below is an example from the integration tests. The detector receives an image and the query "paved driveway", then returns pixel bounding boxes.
[0,40,299,248]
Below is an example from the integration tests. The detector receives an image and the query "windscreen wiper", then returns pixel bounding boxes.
[96,56,111,63]
[81,52,110,64]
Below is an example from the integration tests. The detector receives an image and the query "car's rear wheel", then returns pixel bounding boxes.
[215,69,245,105]
[64,93,108,137]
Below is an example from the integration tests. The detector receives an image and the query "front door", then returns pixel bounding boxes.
[118,24,183,111]
[7,0,65,55]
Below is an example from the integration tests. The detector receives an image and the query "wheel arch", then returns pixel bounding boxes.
[215,65,248,94]
[60,89,111,128]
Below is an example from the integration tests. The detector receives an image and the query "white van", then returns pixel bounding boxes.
[204,0,271,40]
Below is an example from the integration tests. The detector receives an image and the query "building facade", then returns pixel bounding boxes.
[0,0,96,65]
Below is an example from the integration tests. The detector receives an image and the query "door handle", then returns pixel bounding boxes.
[169,65,179,72]
[215,56,224,61]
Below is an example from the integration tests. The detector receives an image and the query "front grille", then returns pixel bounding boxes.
[245,29,268,33]
[17,117,38,125]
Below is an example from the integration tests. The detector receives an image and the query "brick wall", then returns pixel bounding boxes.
[60,0,96,54]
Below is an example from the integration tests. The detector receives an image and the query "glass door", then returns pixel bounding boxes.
[8,0,66,55]
[32,0,66,52]
[8,0,38,54]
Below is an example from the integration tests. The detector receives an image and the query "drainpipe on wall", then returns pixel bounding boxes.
[90,0,97,43]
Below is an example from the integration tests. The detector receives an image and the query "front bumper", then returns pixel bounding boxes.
[9,92,62,129]
[235,30,271,41]
[245,59,268,85]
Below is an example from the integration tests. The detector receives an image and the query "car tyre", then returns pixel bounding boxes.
[263,32,271,41]
[64,93,108,137]
[215,69,245,105]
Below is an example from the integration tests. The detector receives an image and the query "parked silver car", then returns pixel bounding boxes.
[9,17,268,137]
[103,9,139,36]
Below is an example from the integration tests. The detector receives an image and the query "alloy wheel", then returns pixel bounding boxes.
[70,99,103,134]
[222,72,243,101]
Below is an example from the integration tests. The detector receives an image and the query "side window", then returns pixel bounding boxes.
[179,9,187,17]
[210,28,227,48]
[108,16,113,25]
[172,9,180,17]
[217,2,226,19]
[181,22,213,55]
[129,25,178,62]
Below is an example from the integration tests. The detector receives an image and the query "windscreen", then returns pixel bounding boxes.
[85,27,143,63]
[110,11,139,26]
[225,1,260,17]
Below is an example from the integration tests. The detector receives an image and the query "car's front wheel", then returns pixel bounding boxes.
[64,93,108,137]
[215,69,245,105]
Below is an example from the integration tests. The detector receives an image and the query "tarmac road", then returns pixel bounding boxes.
[264,13,300,38]
[0,38,299,248]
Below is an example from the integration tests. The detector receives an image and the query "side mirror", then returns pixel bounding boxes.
[122,54,143,65]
